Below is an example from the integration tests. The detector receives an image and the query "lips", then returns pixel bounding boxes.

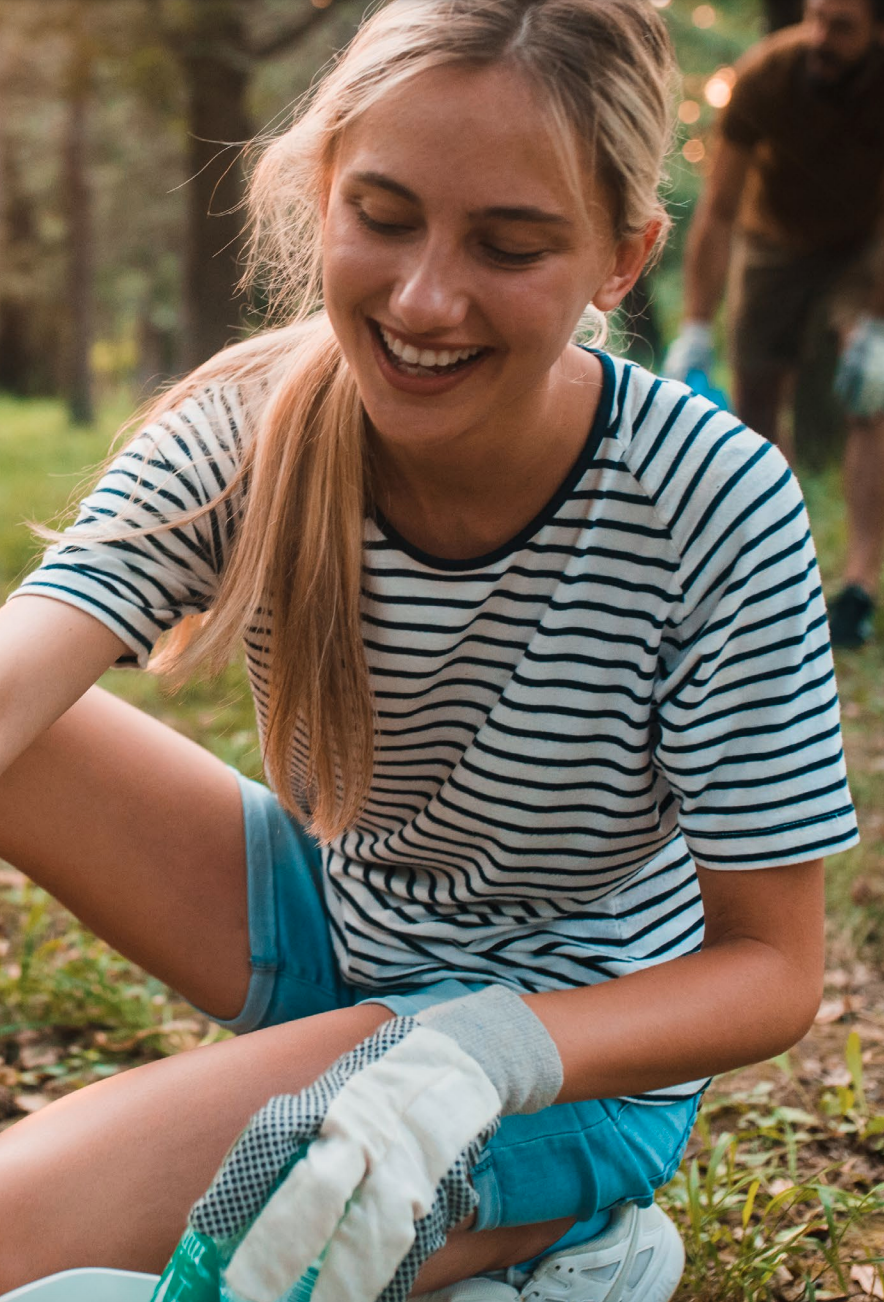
[377,323,486,374]
[368,319,492,393]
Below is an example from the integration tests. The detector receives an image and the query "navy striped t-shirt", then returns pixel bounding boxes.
[14,352,859,1101]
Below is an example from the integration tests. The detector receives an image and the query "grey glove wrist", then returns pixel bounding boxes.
[416,984,564,1115]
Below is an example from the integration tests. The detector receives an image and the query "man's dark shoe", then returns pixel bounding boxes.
[828,584,876,649]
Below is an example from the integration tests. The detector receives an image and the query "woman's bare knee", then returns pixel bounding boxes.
[0,685,252,1017]
[0,1003,390,1292]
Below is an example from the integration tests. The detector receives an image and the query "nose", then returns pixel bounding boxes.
[388,239,471,336]
[806,15,831,48]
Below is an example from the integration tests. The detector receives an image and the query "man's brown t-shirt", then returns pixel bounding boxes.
[719,24,884,254]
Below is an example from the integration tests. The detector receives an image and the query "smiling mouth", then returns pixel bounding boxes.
[372,321,490,378]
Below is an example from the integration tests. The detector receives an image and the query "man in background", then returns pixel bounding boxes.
[665,0,884,647]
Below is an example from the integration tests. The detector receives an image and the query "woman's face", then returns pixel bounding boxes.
[322,63,647,453]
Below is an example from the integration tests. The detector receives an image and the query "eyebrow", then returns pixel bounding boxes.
[350,171,572,226]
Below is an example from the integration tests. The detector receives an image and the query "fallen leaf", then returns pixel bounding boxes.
[13,1093,50,1114]
[851,878,884,907]
[817,994,867,1024]
[850,1264,884,1298]
[92,1018,203,1054]
[817,997,851,1024]
[19,1044,61,1071]
[822,1067,853,1087]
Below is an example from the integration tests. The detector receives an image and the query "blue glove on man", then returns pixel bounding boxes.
[662,321,715,382]
[835,316,884,418]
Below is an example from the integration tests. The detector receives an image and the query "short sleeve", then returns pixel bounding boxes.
[652,429,859,869]
[718,56,768,151]
[9,385,246,668]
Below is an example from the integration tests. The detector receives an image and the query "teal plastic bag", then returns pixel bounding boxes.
[150,1144,322,1302]
[150,1230,221,1301]
[150,1228,320,1302]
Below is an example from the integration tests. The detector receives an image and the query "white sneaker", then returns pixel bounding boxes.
[417,1280,520,1301]
[517,1203,684,1302]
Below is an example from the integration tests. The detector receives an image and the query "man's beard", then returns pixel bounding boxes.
[805,46,871,91]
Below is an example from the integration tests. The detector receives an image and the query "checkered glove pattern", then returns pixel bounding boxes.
[188,1015,501,1302]
[835,316,884,418]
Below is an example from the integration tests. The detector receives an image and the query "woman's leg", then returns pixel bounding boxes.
[0,1003,567,1295]
[0,685,251,1019]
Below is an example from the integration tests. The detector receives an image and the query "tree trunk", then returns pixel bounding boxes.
[62,1,94,426]
[180,2,252,370]
[0,128,36,393]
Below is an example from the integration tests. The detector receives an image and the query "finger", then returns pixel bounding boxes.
[191,1096,317,1241]
[225,1133,367,1302]
[312,1160,422,1302]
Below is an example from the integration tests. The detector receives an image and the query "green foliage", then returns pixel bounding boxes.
[660,1038,884,1300]
[0,877,170,1036]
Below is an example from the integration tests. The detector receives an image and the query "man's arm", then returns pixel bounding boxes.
[833,176,884,416]
[683,136,752,323]
[663,137,751,379]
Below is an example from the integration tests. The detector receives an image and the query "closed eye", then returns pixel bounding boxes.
[354,203,548,268]
[482,244,547,267]
[355,206,414,236]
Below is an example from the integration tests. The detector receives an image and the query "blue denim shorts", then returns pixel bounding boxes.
[212,772,700,1232]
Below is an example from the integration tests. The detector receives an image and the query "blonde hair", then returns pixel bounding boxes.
[79,0,677,841]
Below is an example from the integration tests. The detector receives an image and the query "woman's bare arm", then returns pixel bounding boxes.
[0,596,129,777]
[526,858,824,1102]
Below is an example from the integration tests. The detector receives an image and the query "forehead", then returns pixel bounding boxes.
[332,62,591,216]
[805,0,873,25]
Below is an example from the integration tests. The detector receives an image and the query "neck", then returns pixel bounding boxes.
[369,345,603,559]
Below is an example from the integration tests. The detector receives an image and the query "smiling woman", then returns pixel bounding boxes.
[0,2,858,1301]
[320,61,651,558]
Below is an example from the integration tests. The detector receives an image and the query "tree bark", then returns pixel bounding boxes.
[180,1,253,369]
[0,109,36,392]
[62,1,95,425]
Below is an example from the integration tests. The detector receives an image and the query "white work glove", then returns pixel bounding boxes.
[189,986,563,1302]
[835,315,884,417]
[662,321,715,382]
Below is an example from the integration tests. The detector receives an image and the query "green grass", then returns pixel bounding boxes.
[1,393,883,1298]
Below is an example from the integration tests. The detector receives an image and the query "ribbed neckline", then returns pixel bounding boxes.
[372,348,615,572]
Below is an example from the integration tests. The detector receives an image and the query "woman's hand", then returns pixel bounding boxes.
[189,987,563,1302]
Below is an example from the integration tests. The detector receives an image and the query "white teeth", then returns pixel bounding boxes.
[378,325,483,371]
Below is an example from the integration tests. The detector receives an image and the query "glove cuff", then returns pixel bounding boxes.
[681,320,714,346]
[416,984,563,1116]
[854,314,884,339]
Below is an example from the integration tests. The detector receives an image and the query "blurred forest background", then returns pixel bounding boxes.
[4,3,884,1299]
[0,0,799,419]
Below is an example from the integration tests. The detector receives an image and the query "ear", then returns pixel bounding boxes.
[591,220,662,313]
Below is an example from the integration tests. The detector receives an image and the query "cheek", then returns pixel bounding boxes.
[322,215,383,310]
[495,271,591,352]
